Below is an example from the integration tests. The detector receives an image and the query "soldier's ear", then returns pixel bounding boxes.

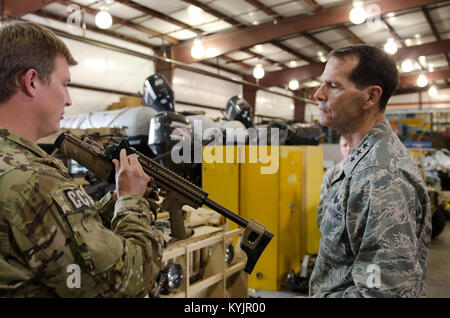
[18,69,40,97]
[362,85,382,110]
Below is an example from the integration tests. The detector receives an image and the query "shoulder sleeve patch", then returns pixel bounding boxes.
[62,188,96,212]
[51,186,95,215]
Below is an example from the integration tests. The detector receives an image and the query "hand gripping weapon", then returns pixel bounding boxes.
[54,133,273,274]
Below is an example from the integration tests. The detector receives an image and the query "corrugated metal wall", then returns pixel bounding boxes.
[255,87,294,120]
[172,65,241,119]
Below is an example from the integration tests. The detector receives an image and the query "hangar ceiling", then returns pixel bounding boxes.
[2,0,449,110]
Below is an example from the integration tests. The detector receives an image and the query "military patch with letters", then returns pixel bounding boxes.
[63,188,95,212]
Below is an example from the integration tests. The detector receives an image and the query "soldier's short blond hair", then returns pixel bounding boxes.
[0,21,78,103]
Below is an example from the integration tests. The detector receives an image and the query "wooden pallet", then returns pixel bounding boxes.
[160,226,248,298]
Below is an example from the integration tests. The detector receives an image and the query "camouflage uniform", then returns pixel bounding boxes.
[310,120,431,298]
[317,160,345,227]
[0,127,164,297]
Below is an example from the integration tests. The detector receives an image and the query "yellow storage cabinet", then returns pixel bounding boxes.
[202,146,241,233]
[202,145,322,291]
[300,146,323,256]
[240,146,302,290]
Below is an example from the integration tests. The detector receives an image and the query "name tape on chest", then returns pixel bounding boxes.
[327,207,343,221]
[63,188,95,212]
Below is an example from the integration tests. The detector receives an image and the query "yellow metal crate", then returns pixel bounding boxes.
[202,145,322,291]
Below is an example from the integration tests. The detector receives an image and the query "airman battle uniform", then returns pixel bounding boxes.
[317,160,345,227]
[310,120,431,297]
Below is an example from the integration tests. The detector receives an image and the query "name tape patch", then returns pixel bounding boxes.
[63,188,95,212]
[327,207,343,221]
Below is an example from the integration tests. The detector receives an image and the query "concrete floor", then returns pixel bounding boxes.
[249,220,450,298]
[426,220,450,298]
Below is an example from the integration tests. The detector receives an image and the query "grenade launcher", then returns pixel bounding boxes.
[54,133,273,274]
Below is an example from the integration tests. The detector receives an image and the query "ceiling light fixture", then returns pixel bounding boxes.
[187,5,203,22]
[95,9,113,29]
[416,74,428,88]
[428,85,438,97]
[384,38,398,54]
[349,1,367,25]
[401,59,414,73]
[386,12,396,22]
[414,33,422,45]
[255,44,263,52]
[253,63,265,79]
[419,55,427,66]
[191,38,205,59]
[289,80,299,90]
[317,51,327,63]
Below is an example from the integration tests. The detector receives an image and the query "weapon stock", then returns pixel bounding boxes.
[54,133,273,274]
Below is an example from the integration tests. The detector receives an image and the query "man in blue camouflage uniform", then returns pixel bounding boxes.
[309,45,431,297]
[0,21,164,297]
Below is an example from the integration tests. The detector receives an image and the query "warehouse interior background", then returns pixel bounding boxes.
[1,0,449,298]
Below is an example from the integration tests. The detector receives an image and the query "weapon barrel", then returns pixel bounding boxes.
[204,198,248,228]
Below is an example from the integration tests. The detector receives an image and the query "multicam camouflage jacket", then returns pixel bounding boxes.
[310,120,432,298]
[0,128,164,297]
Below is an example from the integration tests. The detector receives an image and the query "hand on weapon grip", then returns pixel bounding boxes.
[112,148,151,198]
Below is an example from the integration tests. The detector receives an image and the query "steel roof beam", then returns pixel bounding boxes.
[399,67,450,86]
[181,0,242,27]
[172,0,442,63]
[381,16,426,70]
[422,6,450,67]
[2,0,58,17]
[243,0,279,18]
[396,39,450,61]
[180,0,280,70]
[115,0,203,34]
[243,62,324,87]
[247,39,450,87]
[32,10,158,49]
[340,26,365,44]
[394,82,450,95]
[58,0,179,44]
